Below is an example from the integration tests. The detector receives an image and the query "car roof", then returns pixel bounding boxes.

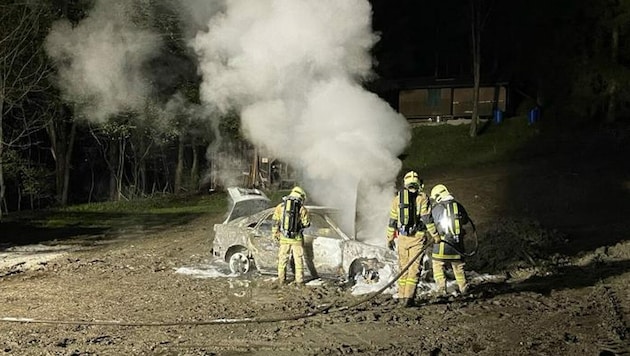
[223,187,271,223]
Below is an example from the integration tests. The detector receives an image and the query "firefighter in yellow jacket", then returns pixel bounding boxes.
[429,184,473,295]
[272,186,311,285]
[386,171,438,307]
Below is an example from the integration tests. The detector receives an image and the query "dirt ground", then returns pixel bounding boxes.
[1,129,629,355]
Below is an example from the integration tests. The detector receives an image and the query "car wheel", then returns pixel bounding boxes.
[227,248,255,275]
[348,259,380,286]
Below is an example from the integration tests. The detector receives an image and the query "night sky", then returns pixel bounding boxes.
[365,0,630,122]
[368,1,580,86]
[370,0,469,79]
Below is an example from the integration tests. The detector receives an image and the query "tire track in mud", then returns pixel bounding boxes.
[154,339,299,354]
[598,284,630,355]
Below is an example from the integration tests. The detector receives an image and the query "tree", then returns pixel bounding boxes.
[45,101,77,206]
[468,0,493,137]
[603,0,630,123]
[0,2,54,219]
[44,0,88,206]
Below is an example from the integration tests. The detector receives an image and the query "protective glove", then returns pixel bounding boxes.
[433,234,441,244]
[387,239,396,251]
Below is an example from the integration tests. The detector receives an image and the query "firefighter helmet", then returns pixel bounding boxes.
[430,184,451,204]
[289,186,306,201]
[403,171,421,190]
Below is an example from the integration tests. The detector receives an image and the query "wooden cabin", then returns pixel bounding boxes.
[371,77,509,120]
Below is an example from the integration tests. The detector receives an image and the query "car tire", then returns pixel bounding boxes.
[348,259,380,286]
[227,247,255,275]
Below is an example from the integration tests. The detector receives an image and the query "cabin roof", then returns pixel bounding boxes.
[369,76,510,92]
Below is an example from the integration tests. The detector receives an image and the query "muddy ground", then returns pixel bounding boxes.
[0,127,629,355]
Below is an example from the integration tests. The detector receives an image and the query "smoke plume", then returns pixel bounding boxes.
[44,0,411,243]
[192,0,410,242]
[45,0,162,122]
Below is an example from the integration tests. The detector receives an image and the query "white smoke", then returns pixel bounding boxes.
[192,0,410,242]
[45,0,162,123]
[174,0,227,39]
[43,0,411,243]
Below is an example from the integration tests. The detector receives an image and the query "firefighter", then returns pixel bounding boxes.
[272,186,311,285]
[429,184,472,295]
[386,171,439,307]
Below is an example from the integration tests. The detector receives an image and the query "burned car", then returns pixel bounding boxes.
[212,187,397,283]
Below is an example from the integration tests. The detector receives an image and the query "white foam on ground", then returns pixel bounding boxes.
[174,261,236,279]
[306,278,325,286]
[175,261,506,297]
[351,264,397,296]
[0,244,74,271]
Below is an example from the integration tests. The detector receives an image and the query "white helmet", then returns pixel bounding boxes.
[430,184,451,203]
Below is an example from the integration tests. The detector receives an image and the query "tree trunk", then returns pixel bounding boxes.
[89,164,95,203]
[109,141,118,201]
[55,0,76,206]
[116,139,125,200]
[606,24,619,124]
[61,121,77,205]
[138,148,147,197]
[0,87,4,221]
[47,114,77,206]
[174,133,184,193]
[0,83,6,221]
[469,0,482,138]
[159,146,171,193]
[138,137,147,195]
[17,186,22,211]
[47,119,60,200]
[190,140,199,192]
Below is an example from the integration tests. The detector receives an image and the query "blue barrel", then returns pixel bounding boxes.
[528,107,540,125]
[493,109,503,124]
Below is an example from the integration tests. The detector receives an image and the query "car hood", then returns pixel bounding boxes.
[222,187,271,224]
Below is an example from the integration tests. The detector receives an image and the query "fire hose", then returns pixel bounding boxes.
[437,230,479,257]
[436,218,479,258]
[0,248,425,327]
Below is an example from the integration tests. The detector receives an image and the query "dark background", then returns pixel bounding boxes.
[369,0,630,122]
[1,0,629,215]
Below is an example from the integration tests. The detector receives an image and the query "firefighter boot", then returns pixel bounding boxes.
[431,281,447,299]
[436,281,447,296]
[398,298,414,308]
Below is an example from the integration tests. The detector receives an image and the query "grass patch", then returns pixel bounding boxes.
[61,193,227,215]
[1,193,228,245]
[402,116,542,174]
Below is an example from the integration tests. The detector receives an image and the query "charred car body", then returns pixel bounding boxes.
[212,187,397,283]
